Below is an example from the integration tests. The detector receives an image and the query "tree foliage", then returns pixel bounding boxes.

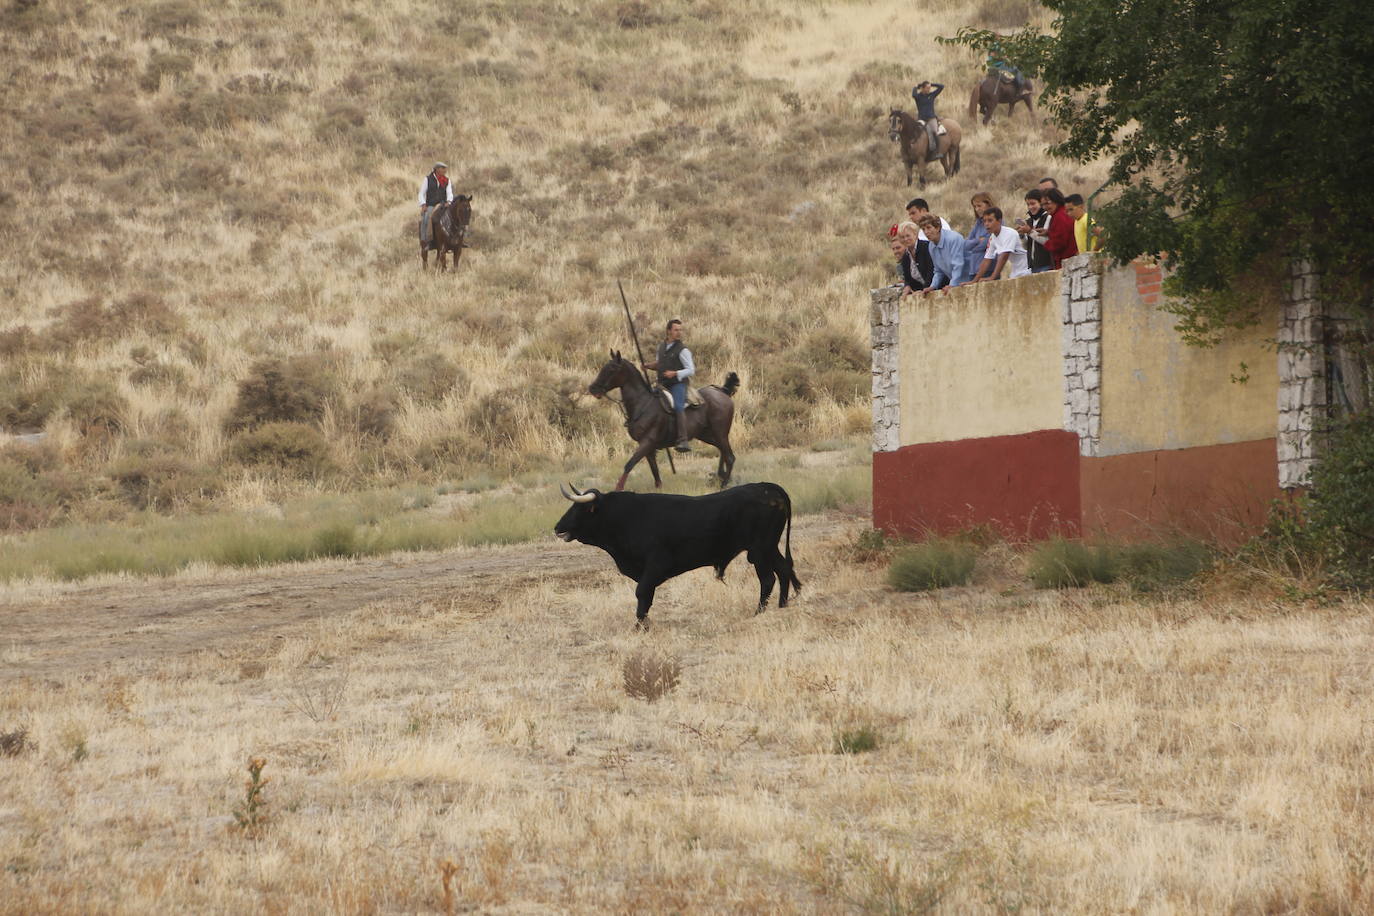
[943,0,1374,336]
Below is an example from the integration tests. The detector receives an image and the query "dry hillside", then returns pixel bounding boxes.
[1,0,1103,531]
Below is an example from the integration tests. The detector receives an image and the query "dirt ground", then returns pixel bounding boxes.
[0,514,847,682]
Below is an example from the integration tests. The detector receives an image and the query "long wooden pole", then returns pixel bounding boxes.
[618,280,676,475]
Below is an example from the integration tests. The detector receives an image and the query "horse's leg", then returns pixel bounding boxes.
[905,159,912,187]
[646,451,662,489]
[615,438,658,491]
[421,246,428,270]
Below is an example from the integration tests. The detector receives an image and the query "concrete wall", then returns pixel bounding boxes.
[871,255,1289,542]
[1097,264,1278,456]
[895,271,1063,445]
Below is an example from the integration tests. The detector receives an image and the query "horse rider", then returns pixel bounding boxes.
[986,41,1026,95]
[911,80,945,160]
[642,317,695,453]
[417,162,455,251]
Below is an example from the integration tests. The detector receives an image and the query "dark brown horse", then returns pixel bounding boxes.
[588,351,740,491]
[968,73,1035,126]
[422,194,472,271]
[888,109,962,188]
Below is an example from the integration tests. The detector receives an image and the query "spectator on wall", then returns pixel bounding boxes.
[889,233,908,285]
[963,192,995,282]
[917,215,968,290]
[906,197,952,243]
[970,207,1032,281]
[896,221,933,295]
[1064,193,1102,252]
[1042,188,1078,269]
[1016,189,1053,273]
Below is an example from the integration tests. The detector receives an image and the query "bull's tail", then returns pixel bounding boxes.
[783,493,801,594]
[721,371,740,397]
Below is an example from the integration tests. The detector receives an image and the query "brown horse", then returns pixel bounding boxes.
[588,351,740,491]
[421,194,472,271]
[968,73,1035,126]
[887,109,962,188]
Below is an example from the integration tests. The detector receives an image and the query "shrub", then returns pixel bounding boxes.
[1027,539,1117,588]
[0,727,29,757]
[834,726,879,754]
[395,352,465,403]
[887,539,977,591]
[1116,541,1212,593]
[225,356,338,431]
[352,388,398,439]
[622,651,681,702]
[229,422,335,477]
[1304,413,1374,585]
[108,450,221,511]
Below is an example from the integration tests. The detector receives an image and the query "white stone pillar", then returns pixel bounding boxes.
[1277,260,1324,488]
[1061,253,1104,457]
[870,286,902,453]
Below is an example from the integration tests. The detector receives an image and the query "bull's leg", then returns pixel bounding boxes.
[750,552,777,614]
[633,569,668,628]
[615,439,657,491]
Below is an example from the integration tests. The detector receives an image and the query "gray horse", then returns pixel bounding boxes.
[587,351,739,490]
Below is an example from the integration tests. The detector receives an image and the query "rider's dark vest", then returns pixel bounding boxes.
[424,173,449,207]
[656,340,685,387]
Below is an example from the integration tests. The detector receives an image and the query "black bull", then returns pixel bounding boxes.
[554,482,802,626]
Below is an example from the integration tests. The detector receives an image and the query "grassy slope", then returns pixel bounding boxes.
[0,0,1101,533]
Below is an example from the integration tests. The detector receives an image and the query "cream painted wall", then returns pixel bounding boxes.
[898,271,1063,446]
[1097,270,1279,456]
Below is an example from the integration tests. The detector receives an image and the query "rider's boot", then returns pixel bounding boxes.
[674,410,692,452]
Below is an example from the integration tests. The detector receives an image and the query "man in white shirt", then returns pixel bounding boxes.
[906,197,952,244]
[970,207,1031,282]
[418,162,456,251]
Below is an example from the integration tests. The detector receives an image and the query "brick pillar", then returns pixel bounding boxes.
[1061,253,1105,457]
[870,285,902,453]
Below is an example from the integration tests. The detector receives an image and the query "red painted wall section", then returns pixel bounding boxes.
[1079,438,1282,544]
[873,429,1082,540]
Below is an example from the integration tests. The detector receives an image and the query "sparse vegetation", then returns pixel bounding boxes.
[887,538,978,591]
[231,757,271,837]
[1026,539,1117,588]
[622,650,682,702]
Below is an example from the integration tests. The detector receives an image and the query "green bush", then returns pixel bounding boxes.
[1116,541,1212,593]
[834,726,879,754]
[1309,412,1374,586]
[887,539,977,591]
[1027,539,1117,588]
[225,356,338,431]
[108,450,221,511]
[229,422,335,477]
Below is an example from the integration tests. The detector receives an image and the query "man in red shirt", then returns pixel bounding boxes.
[1042,188,1078,269]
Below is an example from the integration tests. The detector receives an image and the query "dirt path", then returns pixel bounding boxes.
[0,513,851,681]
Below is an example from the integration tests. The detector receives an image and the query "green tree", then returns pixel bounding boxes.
[943,0,1374,339]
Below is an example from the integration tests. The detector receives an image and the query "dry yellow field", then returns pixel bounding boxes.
[1,0,1100,532]
[4,515,1374,913]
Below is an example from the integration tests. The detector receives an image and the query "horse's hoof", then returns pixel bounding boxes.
[634,618,650,632]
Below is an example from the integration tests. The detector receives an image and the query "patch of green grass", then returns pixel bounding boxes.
[1116,540,1212,593]
[1026,540,1117,588]
[887,539,977,591]
[834,726,879,754]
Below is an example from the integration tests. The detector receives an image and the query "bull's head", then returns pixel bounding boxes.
[554,483,600,542]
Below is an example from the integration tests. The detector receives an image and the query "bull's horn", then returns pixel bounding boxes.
[560,484,596,503]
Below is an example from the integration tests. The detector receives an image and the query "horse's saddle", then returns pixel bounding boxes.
[656,385,704,412]
[998,69,1017,82]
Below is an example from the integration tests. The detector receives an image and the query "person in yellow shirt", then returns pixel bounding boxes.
[1064,193,1103,252]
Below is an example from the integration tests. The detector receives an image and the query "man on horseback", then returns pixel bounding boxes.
[986,41,1026,96]
[642,318,695,453]
[910,81,945,160]
[417,162,455,252]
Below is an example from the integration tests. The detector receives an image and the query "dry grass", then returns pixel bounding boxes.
[3,521,1373,912]
[0,0,1101,532]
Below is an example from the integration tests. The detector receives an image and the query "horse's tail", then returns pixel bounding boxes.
[968,84,979,120]
[721,371,740,397]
